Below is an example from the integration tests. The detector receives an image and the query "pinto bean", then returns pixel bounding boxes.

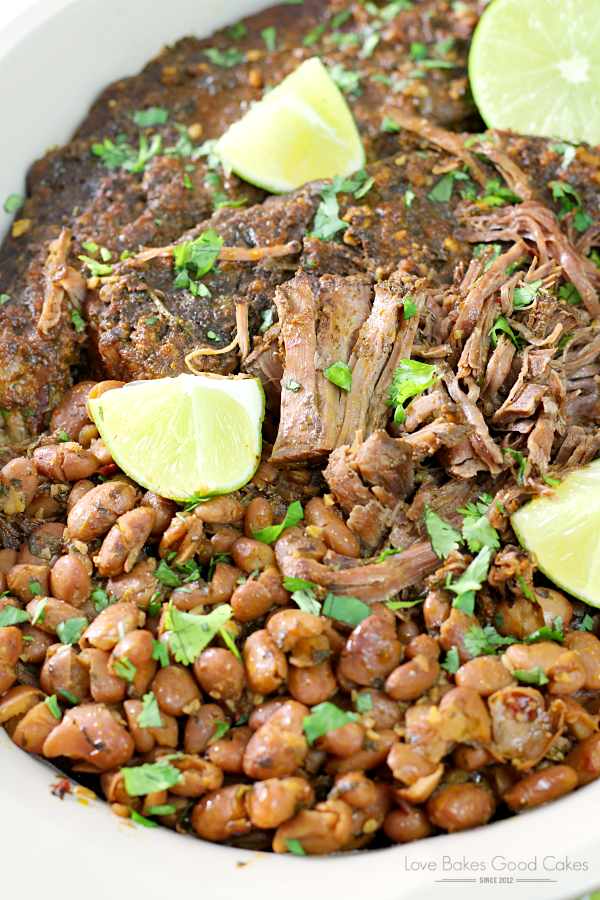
[184,704,229,754]
[40,644,90,703]
[384,804,434,843]
[243,700,309,780]
[243,629,288,694]
[80,601,139,650]
[246,777,314,829]
[504,765,578,811]
[19,624,55,664]
[210,527,242,554]
[456,656,515,696]
[488,687,563,770]
[565,631,600,690]
[453,746,492,771]
[158,514,203,564]
[385,654,440,701]
[488,765,521,801]
[77,423,99,448]
[267,609,324,652]
[124,699,178,753]
[273,799,354,855]
[68,482,138,541]
[33,443,99,482]
[50,555,91,606]
[42,703,134,770]
[208,563,242,605]
[12,701,61,754]
[51,381,97,438]
[109,629,156,698]
[244,498,274,538]
[1,457,39,514]
[230,580,273,622]
[25,596,85,636]
[427,783,495,832]
[231,536,275,573]
[191,785,251,841]
[405,633,440,660]
[304,497,360,558]
[18,524,65,568]
[106,559,160,609]
[140,492,177,537]
[325,729,397,777]
[165,753,223,797]
[317,721,365,758]
[356,688,402,729]
[289,634,330,668]
[534,588,573,630]
[0,684,45,724]
[387,742,438,784]
[565,733,600,785]
[423,589,450,632]
[248,697,293,732]
[151,665,201,716]
[193,648,246,701]
[503,642,586,694]
[331,771,378,808]
[94,507,156,577]
[339,615,403,687]
[25,488,66,520]
[258,567,290,606]
[194,496,245,525]
[440,608,482,661]
[89,439,114,468]
[288,660,337,706]
[67,479,95,512]
[496,596,544,640]
[79,648,127,703]
[0,626,23,693]
[0,548,17,573]
[207,726,252,773]
[436,686,492,744]
[7,564,50,603]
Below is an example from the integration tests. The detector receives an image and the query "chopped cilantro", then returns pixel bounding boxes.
[155,559,182,587]
[410,42,428,60]
[152,639,170,668]
[376,547,402,563]
[489,315,519,349]
[78,255,112,278]
[92,133,162,173]
[259,307,275,333]
[386,359,439,425]
[328,64,361,95]
[418,59,453,69]
[386,599,422,609]
[120,250,133,261]
[481,178,522,207]
[173,229,223,282]
[559,283,583,304]
[446,546,493,615]
[332,9,352,27]
[405,188,415,208]
[550,181,594,232]
[283,577,322,616]
[441,646,460,674]
[321,593,370,627]
[551,142,577,169]
[92,588,115,613]
[458,495,500,553]
[0,294,9,305]
[132,107,168,127]
[44,695,62,719]
[208,721,231,745]
[137,692,163,728]
[285,839,307,856]
[145,804,177,816]
[122,759,183,796]
[581,614,595,632]
[424,506,461,560]
[428,169,473,203]
[513,666,549,686]
[524,617,564,644]
[31,597,46,625]
[0,606,30,627]
[57,688,79,705]
[302,702,360,745]
[309,185,347,241]
[252,500,303,543]
[56,617,88,645]
[206,331,221,341]
[541,474,561,487]
[220,625,242,662]
[503,447,527,485]
[381,116,400,134]
[130,810,159,828]
[227,22,247,39]
[81,240,98,254]
[323,360,352,392]
[147,594,163,618]
[355,692,373,713]
[302,24,326,46]
[403,297,418,320]
[145,316,158,326]
[57,429,70,442]
[463,623,517,657]
[101,246,112,261]
[283,379,302,392]
[261,26,277,52]
[4,194,24,213]
[513,278,543,309]
[204,47,246,67]
[362,32,380,58]
[164,602,233,665]
[212,193,247,210]
[114,657,137,683]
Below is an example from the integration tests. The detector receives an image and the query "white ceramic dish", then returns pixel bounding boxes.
[1,2,600,898]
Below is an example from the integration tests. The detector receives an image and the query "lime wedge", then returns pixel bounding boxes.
[469,0,600,145]
[88,374,264,501]
[512,461,600,607]
[214,57,365,193]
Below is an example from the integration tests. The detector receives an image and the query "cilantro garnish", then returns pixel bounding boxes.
[376,547,402,563]
[323,360,352,392]
[227,22,247,39]
[309,172,373,242]
[424,506,461,560]
[259,307,275,333]
[302,24,326,46]
[92,133,162,173]
[354,692,373,713]
[403,297,418,320]
[208,721,231,745]
[503,447,527,485]
[56,617,88,645]
[283,577,322,616]
[57,429,70,442]
[463,624,517,657]
[525,617,564,644]
[446,546,493,616]
[92,588,116,613]
[122,759,183,796]
[204,47,246,67]
[321,594,370,627]
[137,692,163,728]
[44,695,62,719]
[558,283,583,305]
[4,194,24,213]
[551,142,577,169]
[283,379,302,392]
[329,64,361,95]
[386,359,439,425]
[31,597,47,626]
[252,500,303,544]
[152,639,170,668]
[130,810,159,828]
[481,178,522,207]
[155,559,182,587]
[132,107,168,127]
[458,494,500,553]
[78,255,112,277]
[113,657,137,683]
[381,116,400,134]
[441,646,460,674]
[474,242,503,273]
[489,316,520,349]
[405,188,415,207]
[549,181,593,233]
[0,606,31,627]
[145,804,177,816]
[164,602,233,665]
[581,614,595,632]
[57,688,79,705]
[386,599,422,609]
[513,666,549,686]
[261,26,277,52]
[513,279,543,309]
[302,702,360,745]
[285,839,307,856]
[428,169,473,203]
[172,229,223,289]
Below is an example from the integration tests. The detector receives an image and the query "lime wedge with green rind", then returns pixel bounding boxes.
[469,0,600,146]
[512,460,600,607]
[214,57,365,193]
[88,374,264,501]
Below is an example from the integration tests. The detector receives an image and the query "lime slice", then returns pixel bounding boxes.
[469,0,600,145]
[88,374,264,501]
[214,57,365,193]
[512,461,600,606]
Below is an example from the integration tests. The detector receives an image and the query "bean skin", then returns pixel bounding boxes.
[140,491,178,536]
[193,496,245,525]
[151,664,201,716]
[453,746,493,771]
[287,660,337,705]
[12,702,61,755]
[267,609,324,653]
[504,765,578,811]
[19,624,55,664]
[7,564,50,603]
[109,629,156,698]
[42,703,135,770]
[387,742,438,785]
[331,771,378,809]
[338,615,403,687]
[304,498,360,558]
[248,697,293,732]
[383,804,434,843]
[1,457,39,515]
[33,443,99,482]
[243,700,309,780]
[25,597,86,636]
[95,507,156,577]
[0,626,23,694]
[50,555,91,606]
[272,799,354,855]
[208,563,241,605]
[0,548,17,573]
[423,589,450,632]
[325,729,396,777]
[243,629,288,694]
[184,704,229,754]
[79,648,127,703]
[191,785,252,841]
[207,726,253,773]
[246,777,315,829]
[231,537,276,573]
[496,596,544,640]
[67,482,138,541]
[210,527,242,554]
[67,479,95,513]
[158,515,203,564]
[79,601,140,650]
[231,580,273,622]
[258,567,290,606]
[565,733,600,785]
[0,685,45,724]
[51,381,97,439]
[385,654,440,701]
[244,498,274,538]
[456,656,515,696]
[427,784,495,832]
[124,699,178,753]
[289,634,331,668]
[565,631,600,689]
[534,589,573,630]
[40,644,90,703]
[503,642,586,694]
[439,608,480,661]
[193,647,246,701]
[106,559,160,609]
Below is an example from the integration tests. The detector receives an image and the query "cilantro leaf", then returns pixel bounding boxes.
[252,500,303,544]
[137,692,163,728]
[44,695,62,719]
[283,578,322,616]
[551,142,577,169]
[113,656,137,683]
[259,307,275,333]
[309,185,347,241]
[4,194,24,213]
[173,229,223,280]
[122,760,183,796]
[152,639,170,668]
[550,180,594,232]
[513,666,549,686]
[503,447,527,485]
[463,623,518,657]
[302,702,360,745]
[428,169,472,203]
[446,546,493,610]
[56,617,88,645]
[285,839,307,855]
[261,26,277,52]
[0,606,31,627]
[489,315,519,349]
[441,646,460,674]
[581,614,595,632]
[154,559,182,587]
[321,593,370,627]
[513,278,543,309]
[381,116,400,134]
[376,547,402,563]
[481,178,522,207]
[92,588,116,613]
[386,359,439,425]
[145,804,177,816]
[132,107,168,127]
[354,692,373,713]
[164,602,233,665]
[559,283,583,305]
[31,597,47,626]
[328,64,361,95]
[403,297,418,320]
[78,255,112,278]
[131,810,159,828]
[424,506,462,560]
[458,495,500,553]
[283,379,302,392]
[524,617,565,644]
[204,47,246,67]
[323,360,352,392]
[386,599,422,609]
